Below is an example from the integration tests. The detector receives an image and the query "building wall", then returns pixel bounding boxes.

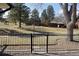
[48,23,66,28]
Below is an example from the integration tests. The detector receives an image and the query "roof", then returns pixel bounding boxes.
[50,21,64,24]
[50,17,65,24]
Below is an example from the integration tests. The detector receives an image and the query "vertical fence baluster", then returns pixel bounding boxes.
[46,33,48,53]
[31,34,33,53]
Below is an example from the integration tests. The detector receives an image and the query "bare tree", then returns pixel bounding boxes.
[60,3,77,41]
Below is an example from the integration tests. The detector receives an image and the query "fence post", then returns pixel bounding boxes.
[46,33,48,53]
[31,34,33,53]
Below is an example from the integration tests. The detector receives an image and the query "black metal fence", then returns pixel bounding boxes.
[0,33,55,54]
[0,33,79,55]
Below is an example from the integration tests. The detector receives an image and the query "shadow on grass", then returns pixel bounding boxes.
[21,27,79,36]
[30,53,60,56]
[0,53,12,56]
[0,28,58,37]
[21,27,60,36]
[0,28,31,37]
[71,40,79,43]
[0,45,12,56]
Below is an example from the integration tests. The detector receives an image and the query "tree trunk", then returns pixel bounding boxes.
[45,20,49,26]
[60,3,77,41]
[18,8,21,28]
[67,22,74,41]
[19,19,21,28]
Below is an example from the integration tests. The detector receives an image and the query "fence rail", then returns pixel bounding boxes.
[0,33,79,55]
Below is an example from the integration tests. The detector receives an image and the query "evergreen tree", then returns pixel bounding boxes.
[47,5,55,24]
[8,3,30,28]
[41,5,55,26]
[30,8,40,25]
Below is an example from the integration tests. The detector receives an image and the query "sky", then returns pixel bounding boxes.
[25,3,61,16]
[3,3,62,18]
[25,3,79,17]
[3,3,79,18]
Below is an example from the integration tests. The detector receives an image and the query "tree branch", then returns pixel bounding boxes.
[0,3,13,13]
[69,5,73,16]
[60,3,64,9]
[60,3,71,24]
[71,3,77,23]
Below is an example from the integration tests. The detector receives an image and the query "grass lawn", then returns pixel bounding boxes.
[22,25,79,34]
[0,22,79,52]
[0,35,60,45]
[0,22,79,45]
